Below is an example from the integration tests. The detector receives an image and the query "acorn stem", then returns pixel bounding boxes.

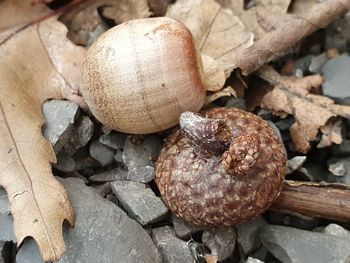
[179,111,228,154]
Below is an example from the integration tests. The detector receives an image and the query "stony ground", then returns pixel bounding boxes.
[1,11,350,263]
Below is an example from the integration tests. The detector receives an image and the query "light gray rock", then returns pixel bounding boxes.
[172,215,203,239]
[322,224,350,238]
[64,116,94,155]
[202,227,236,261]
[16,177,162,263]
[287,156,307,174]
[246,257,264,263]
[236,216,267,255]
[123,135,163,170]
[294,55,312,74]
[42,100,79,153]
[0,188,9,215]
[53,149,75,172]
[327,157,350,184]
[152,226,193,263]
[89,140,115,167]
[127,166,155,183]
[111,181,168,225]
[322,54,350,101]
[99,132,127,150]
[260,225,350,263]
[309,53,328,74]
[89,167,128,182]
[328,158,350,176]
[0,213,15,242]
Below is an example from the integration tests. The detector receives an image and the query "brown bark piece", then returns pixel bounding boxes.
[0,16,86,261]
[230,0,350,75]
[272,180,350,222]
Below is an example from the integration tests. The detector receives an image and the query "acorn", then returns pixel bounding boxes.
[156,107,287,226]
[81,17,206,134]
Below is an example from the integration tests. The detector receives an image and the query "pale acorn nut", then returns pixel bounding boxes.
[81,17,206,134]
[156,107,287,226]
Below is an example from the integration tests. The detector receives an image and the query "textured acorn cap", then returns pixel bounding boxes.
[82,17,206,134]
[156,108,287,226]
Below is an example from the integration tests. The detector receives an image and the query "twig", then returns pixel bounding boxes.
[271,180,350,222]
[231,0,350,75]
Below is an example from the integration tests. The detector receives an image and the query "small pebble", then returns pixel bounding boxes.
[89,167,128,183]
[260,225,350,263]
[172,214,203,239]
[89,141,115,167]
[322,223,350,238]
[152,226,194,263]
[322,54,350,101]
[99,132,127,150]
[236,216,267,255]
[42,100,79,153]
[64,115,94,155]
[127,166,155,183]
[287,156,307,174]
[309,53,328,73]
[202,227,236,261]
[328,160,348,176]
[246,257,264,263]
[111,181,168,225]
[122,135,163,170]
[53,149,75,173]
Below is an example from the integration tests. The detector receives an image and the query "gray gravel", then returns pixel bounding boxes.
[260,224,350,263]
[111,181,168,225]
[16,177,162,263]
[152,226,193,263]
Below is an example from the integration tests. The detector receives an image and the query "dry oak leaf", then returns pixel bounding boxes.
[216,0,292,40]
[255,65,350,153]
[166,0,253,91]
[59,0,151,46]
[0,16,86,261]
[0,0,54,42]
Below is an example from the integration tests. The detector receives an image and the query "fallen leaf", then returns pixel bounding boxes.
[318,119,344,148]
[0,15,86,261]
[0,0,53,42]
[201,54,226,92]
[206,86,237,104]
[216,0,292,40]
[167,0,253,89]
[59,0,151,46]
[253,65,350,153]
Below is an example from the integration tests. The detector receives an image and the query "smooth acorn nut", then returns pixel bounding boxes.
[81,17,206,134]
[156,107,287,226]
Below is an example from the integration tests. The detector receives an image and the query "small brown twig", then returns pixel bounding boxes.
[271,180,350,222]
[232,0,350,75]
